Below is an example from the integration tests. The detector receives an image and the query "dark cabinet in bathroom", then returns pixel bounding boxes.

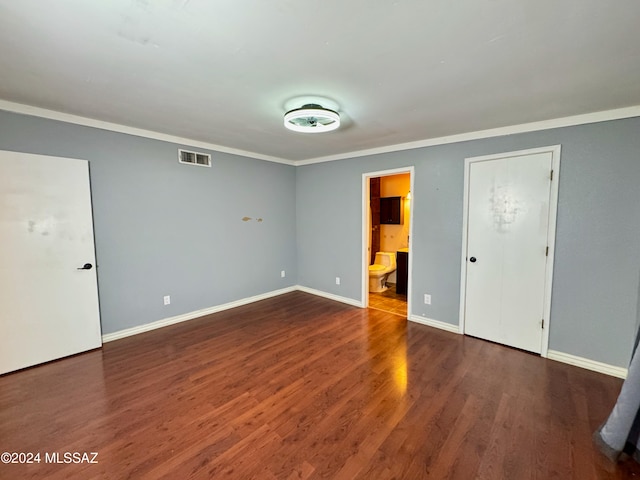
[379,196,404,224]
[396,250,408,295]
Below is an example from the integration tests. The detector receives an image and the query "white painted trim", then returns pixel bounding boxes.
[547,350,628,379]
[459,159,471,341]
[101,285,628,380]
[102,286,297,342]
[361,166,416,179]
[0,99,295,166]
[295,285,363,308]
[294,105,640,165]
[2,99,639,166]
[361,166,415,319]
[408,315,461,334]
[406,173,415,320]
[361,175,370,309]
[459,145,561,357]
[102,284,363,344]
[541,146,561,356]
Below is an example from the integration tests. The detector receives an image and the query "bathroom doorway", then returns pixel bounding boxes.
[362,167,414,318]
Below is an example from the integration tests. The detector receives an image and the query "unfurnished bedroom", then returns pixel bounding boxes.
[1,1,640,479]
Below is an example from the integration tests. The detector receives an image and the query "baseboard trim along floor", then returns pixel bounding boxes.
[408,314,461,334]
[547,350,628,379]
[295,285,364,308]
[101,286,298,343]
[102,286,628,379]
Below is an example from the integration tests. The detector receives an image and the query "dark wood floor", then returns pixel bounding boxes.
[1,292,638,479]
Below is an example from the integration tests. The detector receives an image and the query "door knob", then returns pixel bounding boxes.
[77,263,93,270]
[469,257,477,263]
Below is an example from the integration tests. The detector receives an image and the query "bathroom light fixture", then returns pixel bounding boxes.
[284,103,340,133]
[406,191,412,200]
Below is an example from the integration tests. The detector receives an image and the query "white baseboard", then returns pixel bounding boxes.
[295,285,364,308]
[102,286,297,343]
[408,314,461,334]
[102,289,629,381]
[547,350,628,379]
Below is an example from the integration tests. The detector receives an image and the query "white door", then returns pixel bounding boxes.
[462,149,557,354]
[0,151,102,375]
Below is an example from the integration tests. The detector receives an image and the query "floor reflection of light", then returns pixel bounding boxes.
[393,351,407,395]
[392,319,408,396]
[367,314,409,397]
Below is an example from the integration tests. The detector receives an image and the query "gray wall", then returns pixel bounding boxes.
[296,117,640,368]
[2,108,639,369]
[0,110,297,334]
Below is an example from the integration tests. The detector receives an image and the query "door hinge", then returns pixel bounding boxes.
[545,246,549,256]
[542,319,545,329]
[550,169,554,181]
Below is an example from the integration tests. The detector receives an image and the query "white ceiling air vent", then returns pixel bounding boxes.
[178,149,211,167]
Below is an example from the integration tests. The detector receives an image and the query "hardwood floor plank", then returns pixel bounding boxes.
[1,292,639,479]
[285,460,315,480]
[421,393,497,480]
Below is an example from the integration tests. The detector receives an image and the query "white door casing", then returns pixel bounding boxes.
[361,166,415,315]
[0,151,102,375]
[459,146,560,355]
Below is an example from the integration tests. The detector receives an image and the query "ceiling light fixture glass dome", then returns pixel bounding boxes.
[284,104,340,133]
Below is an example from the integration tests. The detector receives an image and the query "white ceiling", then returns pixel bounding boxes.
[1,0,640,163]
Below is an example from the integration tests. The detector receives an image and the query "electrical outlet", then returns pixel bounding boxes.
[164,295,171,305]
[336,277,341,285]
[424,294,431,305]
[281,270,286,278]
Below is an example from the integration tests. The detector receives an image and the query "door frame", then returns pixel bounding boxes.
[458,145,561,357]
[361,166,415,315]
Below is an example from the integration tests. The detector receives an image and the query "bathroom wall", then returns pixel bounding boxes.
[296,116,640,369]
[379,174,411,283]
[380,174,411,252]
[0,109,297,335]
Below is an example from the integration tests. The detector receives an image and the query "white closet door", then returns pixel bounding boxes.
[0,151,101,375]
[463,151,553,353]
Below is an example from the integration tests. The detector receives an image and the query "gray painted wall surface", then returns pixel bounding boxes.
[0,110,297,334]
[1,108,639,368]
[296,117,640,368]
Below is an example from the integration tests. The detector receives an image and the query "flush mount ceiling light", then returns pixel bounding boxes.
[284,103,340,133]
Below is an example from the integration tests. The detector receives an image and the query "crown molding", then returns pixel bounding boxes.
[294,105,640,166]
[2,99,639,166]
[0,99,295,166]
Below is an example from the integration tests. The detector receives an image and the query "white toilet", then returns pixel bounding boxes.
[368,252,397,293]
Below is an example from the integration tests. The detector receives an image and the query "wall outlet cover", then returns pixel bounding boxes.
[164,295,171,305]
[424,294,431,305]
[336,277,341,285]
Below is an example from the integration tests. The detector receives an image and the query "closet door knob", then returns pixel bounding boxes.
[469,257,477,263]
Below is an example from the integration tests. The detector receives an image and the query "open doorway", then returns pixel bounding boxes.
[362,167,414,318]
